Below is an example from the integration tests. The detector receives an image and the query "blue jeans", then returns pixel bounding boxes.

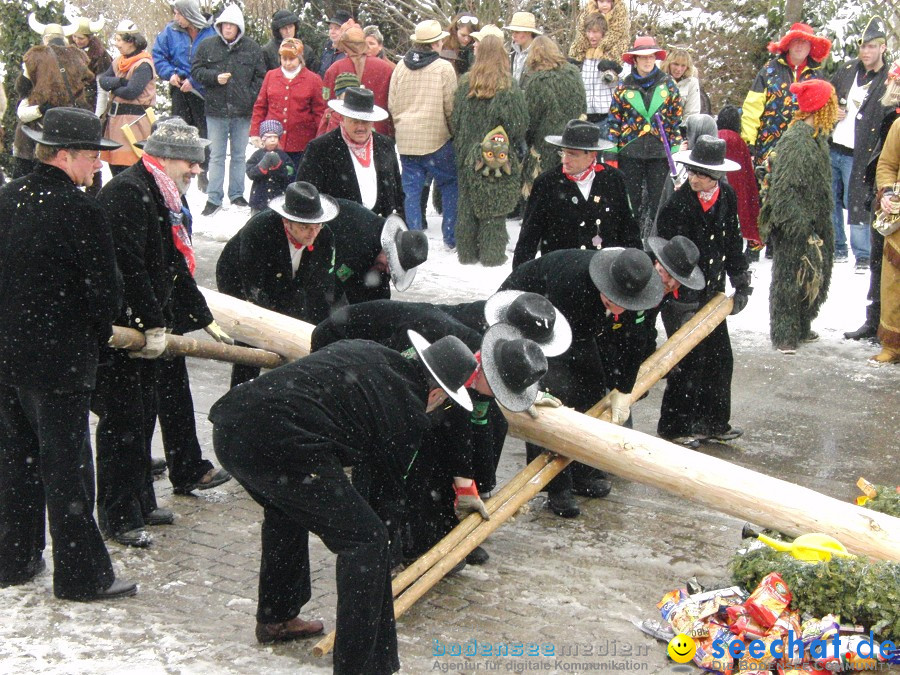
[830,148,870,260]
[400,142,458,247]
[206,116,251,206]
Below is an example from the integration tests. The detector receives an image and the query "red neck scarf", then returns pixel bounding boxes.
[142,155,196,275]
[341,127,373,167]
[698,185,720,212]
[283,225,315,251]
[564,164,603,183]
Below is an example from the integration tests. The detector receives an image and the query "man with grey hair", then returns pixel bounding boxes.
[95,118,232,548]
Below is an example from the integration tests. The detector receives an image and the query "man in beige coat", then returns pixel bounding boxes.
[388,19,458,249]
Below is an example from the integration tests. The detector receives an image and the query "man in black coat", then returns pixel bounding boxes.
[0,108,135,600]
[498,247,663,517]
[513,120,641,269]
[261,9,319,74]
[211,335,476,674]
[656,136,752,447]
[96,118,232,546]
[298,88,403,219]
[216,182,339,387]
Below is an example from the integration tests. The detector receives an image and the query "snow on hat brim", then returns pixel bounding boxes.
[767,23,831,62]
[483,290,572,357]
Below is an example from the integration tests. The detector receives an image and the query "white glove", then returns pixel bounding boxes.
[130,327,167,359]
[453,480,490,520]
[608,389,631,426]
[204,321,234,344]
[17,99,42,123]
[527,391,562,419]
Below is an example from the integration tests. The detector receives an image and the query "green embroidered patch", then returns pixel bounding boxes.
[335,264,354,281]
[322,87,331,100]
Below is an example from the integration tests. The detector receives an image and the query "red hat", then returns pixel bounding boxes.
[789,79,834,113]
[623,35,666,65]
[768,23,831,62]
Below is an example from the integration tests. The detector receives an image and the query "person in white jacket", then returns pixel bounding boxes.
[662,48,701,118]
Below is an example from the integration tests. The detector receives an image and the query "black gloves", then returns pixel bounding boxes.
[730,271,753,315]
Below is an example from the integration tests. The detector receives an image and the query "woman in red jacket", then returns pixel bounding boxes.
[717,104,761,257]
[250,38,325,169]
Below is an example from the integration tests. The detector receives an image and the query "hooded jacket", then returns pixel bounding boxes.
[191,4,265,118]
[152,17,216,96]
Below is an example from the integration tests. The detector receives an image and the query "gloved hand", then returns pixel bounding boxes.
[204,321,234,344]
[248,136,262,149]
[731,289,750,315]
[608,389,631,426]
[258,151,281,171]
[130,326,167,359]
[454,480,490,520]
[527,391,562,419]
[17,99,42,123]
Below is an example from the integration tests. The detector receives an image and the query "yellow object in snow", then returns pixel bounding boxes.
[756,533,856,563]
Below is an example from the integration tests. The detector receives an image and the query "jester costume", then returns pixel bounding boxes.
[759,122,834,350]
[451,74,529,266]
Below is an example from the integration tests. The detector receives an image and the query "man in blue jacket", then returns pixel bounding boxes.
[152,0,215,189]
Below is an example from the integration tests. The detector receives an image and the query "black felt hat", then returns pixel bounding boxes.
[381,214,428,291]
[483,291,572,357]
[672,134,740,176]
[588,248,664,311]
[544,119,614,152]
[22,107,120,150]
[647,236,706,291]
[408,330,475,411]
[269,182,340,223]
[480,323,548,412]
[327,87,389,122]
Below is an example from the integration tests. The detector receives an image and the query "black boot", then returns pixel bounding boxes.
[844,304,878,341]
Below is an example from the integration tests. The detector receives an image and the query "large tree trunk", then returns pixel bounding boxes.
[783,0,804,28]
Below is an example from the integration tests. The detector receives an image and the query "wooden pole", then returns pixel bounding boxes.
[109,326,286,369]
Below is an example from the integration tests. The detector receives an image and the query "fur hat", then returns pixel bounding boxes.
[259,119,284,137]
[278,37,303,58]
[790,79,835,113]
[767,23,831,62]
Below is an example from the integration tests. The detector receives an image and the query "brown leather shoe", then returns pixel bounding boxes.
[255,617,325,644]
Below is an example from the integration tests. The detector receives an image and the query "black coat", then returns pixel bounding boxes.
[656,181,750,304]
[98,162,212,332]
[328,199,389,305]
[831,59,891,224]
[192,33,266,118]
[513,163,641,269]
[498,250,647,398]
[209,339,432,490]
[215,209,336,323]
[297,127,404,219]
[261,38,319,75]
[0,164,121,391]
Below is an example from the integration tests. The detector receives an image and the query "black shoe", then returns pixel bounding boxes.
[855,257,870,274]
[173,467,232,495]
[145,507,175,526]
[67,578,138,602]
[230,196,249,208]
[548,490,580,518]
[844,322,877,341]
[111,528,152,548]
[150,457,167,476]
[0,558,46,587]
[201,201,220,217]
[466,546,490,565]
[572,476,612,499]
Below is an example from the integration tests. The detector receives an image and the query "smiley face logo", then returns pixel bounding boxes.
[667,633,696,663]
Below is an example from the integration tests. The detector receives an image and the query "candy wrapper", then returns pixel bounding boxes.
[745,572,792,628]
[800,614,839,646]
[657,589,687,623]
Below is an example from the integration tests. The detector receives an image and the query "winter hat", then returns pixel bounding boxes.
[141,117,211,163]
[174,0,209,30]
[334,72,361,96]
[279,37,303,58]
[480,324,548,412]
[623,35,666,64]
[68,16,105,37]
[716,105,742,134]
[504,12,542,35]
[271,9,300,32]
[407,331,475,411]
[259,119,284,137]
[588,248,664,311]
[767,23,830,62]
[790,79,835,113]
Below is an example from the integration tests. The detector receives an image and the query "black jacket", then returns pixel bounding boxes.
[261,38,319,75]
[215,209,336,323]
[513,163,641,269]
[209,339,432,488]
[0,164,121,391]
[831,59,891,224]
[327,199,389,305]
[98,162,212,332]
[317,41,345,78]
[297,128,405,218]
[246,148,294,210]
[192,33,266,118]
[656,181,750,304]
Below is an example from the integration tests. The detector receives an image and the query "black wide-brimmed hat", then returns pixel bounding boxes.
[381,214,428,291]
[269,182,340,224]
[328,87,389,122]
[407,330,475,411]
[545,119,613,152]
[480,323,548,412]
[672,134,740,176]
[647,236,706,291]
[22,107,121,150]
[588,248,664,311]
[483,291,572,357]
